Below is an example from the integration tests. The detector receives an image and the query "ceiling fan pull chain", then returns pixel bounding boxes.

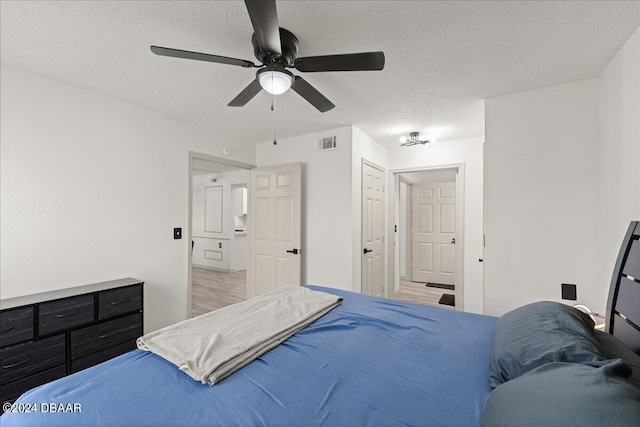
[272,82,278,145]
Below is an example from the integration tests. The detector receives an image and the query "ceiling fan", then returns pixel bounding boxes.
[150,0,385,113]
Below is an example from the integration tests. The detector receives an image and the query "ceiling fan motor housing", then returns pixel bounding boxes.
[151,0,383,113]
[252,27,299,67]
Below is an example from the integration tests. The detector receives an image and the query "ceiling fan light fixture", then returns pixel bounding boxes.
[400,131,430,147]
[258,68,294,95]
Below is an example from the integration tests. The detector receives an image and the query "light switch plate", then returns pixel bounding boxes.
[561,283,577,300]
[173,228,182,240]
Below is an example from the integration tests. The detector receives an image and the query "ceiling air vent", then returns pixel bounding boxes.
[319,135,338,152]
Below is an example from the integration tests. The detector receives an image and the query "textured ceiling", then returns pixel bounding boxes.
[1,1,638,148]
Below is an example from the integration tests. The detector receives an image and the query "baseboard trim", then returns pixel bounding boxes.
[192,264,231,273]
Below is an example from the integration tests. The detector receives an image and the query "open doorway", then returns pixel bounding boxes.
[391,165,465,310]
[188,152,254,318]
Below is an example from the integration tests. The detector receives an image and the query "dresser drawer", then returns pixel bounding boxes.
[71,312,142,360]
[39,294,94,335]
[0,364,66,405]
[0,335,66,385]
[0,307,34,347]
[98,285,142,320]
[71,340,137,374]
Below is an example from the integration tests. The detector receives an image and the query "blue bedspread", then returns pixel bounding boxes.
[1,286,497,426]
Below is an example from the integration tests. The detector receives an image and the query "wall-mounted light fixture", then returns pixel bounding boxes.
[400,132,430,146]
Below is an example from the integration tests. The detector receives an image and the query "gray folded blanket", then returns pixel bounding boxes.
[137,285,342,385]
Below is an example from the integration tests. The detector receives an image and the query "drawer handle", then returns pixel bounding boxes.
[110,299,129,305]
[55,310,80,318]
[2,357,32,369]
[98,330,121,339]
[0,325,16,333]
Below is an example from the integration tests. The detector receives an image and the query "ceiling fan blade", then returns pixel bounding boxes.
[291,76,335,113]
[294,51,385,72]
[228,79,263,107]
[150,46,256,68]
[244,0,281,55]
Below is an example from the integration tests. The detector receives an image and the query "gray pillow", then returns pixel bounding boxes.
[481,360,640,427]
[595,330,640,390]
[489,301,604,388]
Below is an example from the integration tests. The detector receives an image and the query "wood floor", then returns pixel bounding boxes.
[191,268,454,316]
[394,280,455,310]
[191,267,247,317]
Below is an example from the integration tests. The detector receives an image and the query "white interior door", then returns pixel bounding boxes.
[247,162,302,298]
[362,162,385,297]
[412,182,456,285]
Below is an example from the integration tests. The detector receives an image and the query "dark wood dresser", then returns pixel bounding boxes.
[0,278,143,406]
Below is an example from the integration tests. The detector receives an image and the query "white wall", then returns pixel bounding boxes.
[483,28,640,318]
[351,127,389,293]
[191,169,249,270]
[0,65,255,333]
[256,126,355,290]
[597,28,640,298]
[484,80,599,317]
[192,170,249,239]
[387,137,485,314]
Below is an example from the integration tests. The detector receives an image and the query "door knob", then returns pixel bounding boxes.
[451,238,456,244]
[363,248,372,254]
[286,249,299,255]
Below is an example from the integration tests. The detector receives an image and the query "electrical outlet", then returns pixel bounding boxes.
[173,228,182,240]
[561,283,577,300]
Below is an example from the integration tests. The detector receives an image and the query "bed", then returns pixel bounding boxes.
[1,221,639,426]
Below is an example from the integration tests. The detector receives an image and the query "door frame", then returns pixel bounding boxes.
[398,176,414,282]
[388,163,465,310]
[361,158,386,296]
[187,151,255,318]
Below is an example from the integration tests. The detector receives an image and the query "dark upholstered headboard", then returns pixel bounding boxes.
[605,221,640,354]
